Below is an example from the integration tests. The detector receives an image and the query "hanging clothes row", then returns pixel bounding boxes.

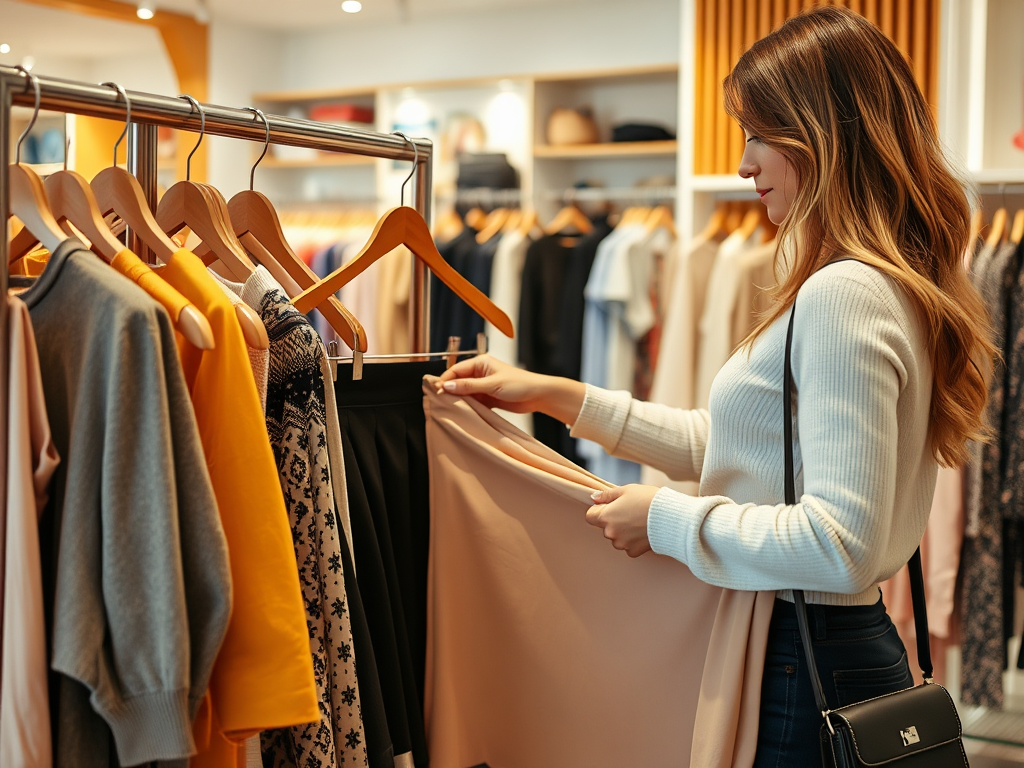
[0,67,506,768]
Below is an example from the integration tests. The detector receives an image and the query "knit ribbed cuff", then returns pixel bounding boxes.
[568,385,634,453]
[647,486,705,565]
[99,688,196,766]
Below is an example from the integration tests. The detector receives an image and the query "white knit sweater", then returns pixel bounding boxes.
[571,260,938,605]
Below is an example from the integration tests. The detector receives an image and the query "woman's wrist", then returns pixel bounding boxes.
[534,376,587,427]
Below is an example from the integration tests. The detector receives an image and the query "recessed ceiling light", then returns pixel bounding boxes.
[20,55,35,71]
[342,1,363,12]
[136,1,155,20]
[0,44,10,55]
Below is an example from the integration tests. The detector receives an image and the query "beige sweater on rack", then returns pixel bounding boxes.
[571,260,939,606]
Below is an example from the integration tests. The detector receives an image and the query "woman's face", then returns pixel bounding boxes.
[738,131,799,225]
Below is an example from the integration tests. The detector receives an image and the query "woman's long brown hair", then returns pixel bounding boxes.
[724,6,994,468]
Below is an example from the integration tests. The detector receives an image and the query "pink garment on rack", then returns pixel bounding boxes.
[879,465,964,684]
[422,378,767,768]
[1,297,60,768]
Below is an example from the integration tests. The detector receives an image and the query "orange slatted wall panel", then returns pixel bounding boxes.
[693,0,941,174]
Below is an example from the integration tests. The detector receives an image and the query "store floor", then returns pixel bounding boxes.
[964,739,1024,767]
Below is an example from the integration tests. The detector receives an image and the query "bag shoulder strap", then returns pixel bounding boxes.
[783,300,934,723]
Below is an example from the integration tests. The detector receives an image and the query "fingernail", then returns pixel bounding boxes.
[590,491,602,501]
[442,381,456,392]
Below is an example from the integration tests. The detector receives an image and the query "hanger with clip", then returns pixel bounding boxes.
[292,133,514,339]
[198,107,367,355]
[7,66,66,262]
[328,333,489,383]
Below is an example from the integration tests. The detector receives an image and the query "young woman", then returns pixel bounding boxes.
[437,7,993,764]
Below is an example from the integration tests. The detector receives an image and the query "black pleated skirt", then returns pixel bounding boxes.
[334,360,444,768]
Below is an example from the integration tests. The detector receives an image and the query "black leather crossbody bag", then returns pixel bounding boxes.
[782,303,969,768]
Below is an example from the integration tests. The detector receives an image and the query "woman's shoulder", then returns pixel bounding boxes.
[797,258,917,337]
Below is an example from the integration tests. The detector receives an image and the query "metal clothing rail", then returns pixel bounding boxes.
[0,65,436,506]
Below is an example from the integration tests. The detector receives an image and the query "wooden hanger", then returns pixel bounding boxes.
[43,169,124,261]
[292,206,513,338]
[986,207,1007,250]
[724,202,746,234]
[645,205,677,238]
[8,165,66,261]
[156,181,257,281]
[7,69,66,261]
[92,86,265,350]
[544,204,594,236]
[220,188,369,352]
[432,207,464,242]
[464,207,487,230]
[736,206,762,241]
[475,208,510,244]
[208,107,367,351]
[47,171,216,351]
[502,209,523,235]
[518,209,540,238]
[1010,209,1024,246]
[699,202,731,241]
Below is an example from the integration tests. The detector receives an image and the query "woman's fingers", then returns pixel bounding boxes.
[441,375,498,397]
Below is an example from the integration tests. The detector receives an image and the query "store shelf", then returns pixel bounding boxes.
[690,174,754,191]
[969,168,1024,186]
[534,140,677,159]
[261,154,378,169]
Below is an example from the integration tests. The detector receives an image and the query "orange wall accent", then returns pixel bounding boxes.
[17,0,208,182]
[693,0,941,175]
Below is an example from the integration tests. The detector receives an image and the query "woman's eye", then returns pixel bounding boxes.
[746,136,759,144]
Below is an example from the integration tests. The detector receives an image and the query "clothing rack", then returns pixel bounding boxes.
[0,65,435,507]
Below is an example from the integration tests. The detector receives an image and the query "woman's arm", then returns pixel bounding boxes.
[437,357,710,481]
[589,272,923,597]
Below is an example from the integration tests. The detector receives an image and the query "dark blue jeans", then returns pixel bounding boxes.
[752,593,914,768]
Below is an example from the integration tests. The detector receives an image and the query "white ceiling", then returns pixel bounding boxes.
[0,1,162,60]
[157,0,599,29]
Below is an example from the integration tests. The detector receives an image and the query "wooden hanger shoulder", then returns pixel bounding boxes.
[8,164,66,259]
[91,166,178,262]
[45,170,123,262]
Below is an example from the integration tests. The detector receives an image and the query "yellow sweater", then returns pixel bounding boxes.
[160,249,318,767]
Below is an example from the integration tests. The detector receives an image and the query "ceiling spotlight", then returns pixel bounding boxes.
[136,0,155,20]
[0,44,10,55]
[342,1,363,12]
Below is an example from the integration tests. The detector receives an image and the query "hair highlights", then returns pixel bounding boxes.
[724,6,994,467]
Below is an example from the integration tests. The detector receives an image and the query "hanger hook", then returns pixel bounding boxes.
[391,131,419,207]
[179,94,205,181]
[14,66,41,165]
[244,107,270,191]
[100,81,131,168]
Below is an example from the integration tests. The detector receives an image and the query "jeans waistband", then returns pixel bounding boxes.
[771,591,888,639]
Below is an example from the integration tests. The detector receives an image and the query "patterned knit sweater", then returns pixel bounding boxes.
[571,260,939,606]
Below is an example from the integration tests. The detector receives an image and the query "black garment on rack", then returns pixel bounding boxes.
[554,216,613,382]
[334,361,444,768]
[431,229,479,353]
[517,234,581,463]
[451,233,500,348]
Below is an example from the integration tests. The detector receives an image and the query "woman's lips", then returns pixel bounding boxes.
[757,188,773,199]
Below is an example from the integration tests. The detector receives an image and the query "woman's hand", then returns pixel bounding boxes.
[436,354,587,424]
[586,485,659,558]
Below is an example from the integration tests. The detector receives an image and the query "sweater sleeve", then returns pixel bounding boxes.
[646,276,908,596]
[570,385,710,482]
[50,303,198,765]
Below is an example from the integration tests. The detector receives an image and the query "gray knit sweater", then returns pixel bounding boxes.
[22,239,231,766]
[571,260,938,606]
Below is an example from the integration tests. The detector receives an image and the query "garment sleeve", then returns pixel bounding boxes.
[570,385,710,482]
[50,304,198,766]
[645,278,908,596]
